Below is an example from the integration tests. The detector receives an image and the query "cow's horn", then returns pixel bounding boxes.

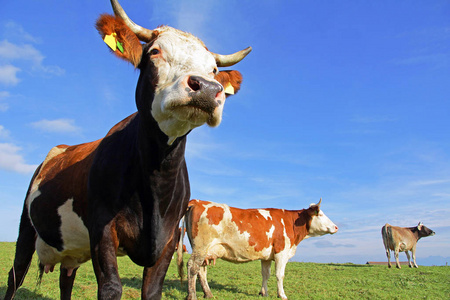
[110,0,154,42]
[317,198,322,207]
[212,47,252,67]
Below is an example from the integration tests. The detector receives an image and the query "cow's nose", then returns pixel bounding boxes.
[188,75,223,99]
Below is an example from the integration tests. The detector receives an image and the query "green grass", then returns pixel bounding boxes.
[1,242,449,299]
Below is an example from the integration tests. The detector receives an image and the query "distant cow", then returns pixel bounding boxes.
[4,0,250,299]
[381,222,435,269]
[177,199,338,300]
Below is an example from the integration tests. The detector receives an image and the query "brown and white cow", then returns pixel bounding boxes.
[4,1,250,299]
[177,199,338,300]
[381,222,435,269]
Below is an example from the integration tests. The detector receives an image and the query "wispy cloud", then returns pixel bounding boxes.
[350,115,396,124]
[3,21,41,44]
[0,125,10,139]
[314,240,355,248]
[0,91,10,111]
[31,118,81,134]
[394,53,449,69]
[0,143,37,174]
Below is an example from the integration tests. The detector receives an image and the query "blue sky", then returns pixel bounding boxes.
[1,1,449,266]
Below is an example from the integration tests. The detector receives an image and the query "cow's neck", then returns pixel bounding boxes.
[136,113,190,218]
[409,227,421,241]
[292,209,311,244]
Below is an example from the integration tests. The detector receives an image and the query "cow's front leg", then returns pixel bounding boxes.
[259,260,271,297]
[405,251,413,268]
[141,231,179,300]
[90,224,122,300]
[411,246,418,268]
[59,266,79,300]
[274,256,289,300]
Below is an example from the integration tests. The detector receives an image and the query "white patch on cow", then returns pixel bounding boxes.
[258,209,272,220]
[35,198,91,270]
[58,198,90,251]
[306,210,338,238]
[266,225,275,239]
[150,27,226,144]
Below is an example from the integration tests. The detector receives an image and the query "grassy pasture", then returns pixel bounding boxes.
[0,242,448,299]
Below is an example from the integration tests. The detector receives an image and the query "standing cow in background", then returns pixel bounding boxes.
[177,199,338,300]
[4,0,251,299]
[381,222,435,269]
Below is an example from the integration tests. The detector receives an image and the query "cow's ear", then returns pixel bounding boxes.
[215,70,243,97]
[307,204,320,217]
[96,14,143,68]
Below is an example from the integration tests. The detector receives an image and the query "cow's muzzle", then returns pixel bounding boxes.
[186,75,224,113]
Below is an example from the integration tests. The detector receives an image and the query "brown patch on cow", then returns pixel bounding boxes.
[215,71,243,96]
[230,207,276,252]
[96,14,147,67]
[292,210,310,245]
[206,206,224,226]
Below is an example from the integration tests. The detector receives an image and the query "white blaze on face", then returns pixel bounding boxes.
[306,210,338,238]
[150,26,226,144]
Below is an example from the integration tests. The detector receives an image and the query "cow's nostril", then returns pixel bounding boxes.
[188,76,201,91]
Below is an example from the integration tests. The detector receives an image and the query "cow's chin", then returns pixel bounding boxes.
[154,107,223,145]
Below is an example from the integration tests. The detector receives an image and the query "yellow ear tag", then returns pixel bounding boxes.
[224,82,234,95]
[103,33,117,51]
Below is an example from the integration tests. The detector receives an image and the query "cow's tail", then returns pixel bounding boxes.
[177,215,186,283]
[382,223,391,250]
[4,165,41,300]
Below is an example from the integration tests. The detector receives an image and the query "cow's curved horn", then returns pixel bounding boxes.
[317,198,322,207]
[110,0,154,42]
[212,47,252,67]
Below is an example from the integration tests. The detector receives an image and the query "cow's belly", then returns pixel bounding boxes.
[206,242,274,263]
[36,237,91,269]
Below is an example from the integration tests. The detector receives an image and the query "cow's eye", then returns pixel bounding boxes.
[213,67,219,75]
[150,48,160,56]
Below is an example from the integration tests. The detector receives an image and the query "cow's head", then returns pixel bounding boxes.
[305,199,338,237]
[97,0,251,144]
[417,222,435,238]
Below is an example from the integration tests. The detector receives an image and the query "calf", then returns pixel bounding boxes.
[177,199,338,300]
[381,222,435,268]
[4,0,250,299]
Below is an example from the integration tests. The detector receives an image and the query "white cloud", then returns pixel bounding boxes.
[0,143,37,174]
[31,118,81,134]
[0,64,20,85]
[0,39,64,84]
[0,40,44,64]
